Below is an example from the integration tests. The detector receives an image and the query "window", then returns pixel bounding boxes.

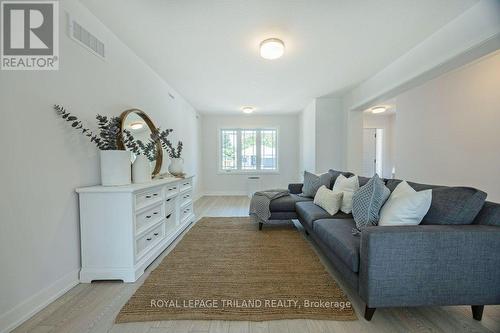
[220,128,278,173]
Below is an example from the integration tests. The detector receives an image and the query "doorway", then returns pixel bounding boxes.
[362,128,383,177]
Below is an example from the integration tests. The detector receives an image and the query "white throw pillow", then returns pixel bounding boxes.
[332,174,360,214]
[379,181,432,226]
[313,186,343,215]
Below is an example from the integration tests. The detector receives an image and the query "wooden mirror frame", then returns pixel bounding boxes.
[118,109,163,176]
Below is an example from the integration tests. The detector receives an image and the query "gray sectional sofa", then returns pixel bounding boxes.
[266,170,500,321]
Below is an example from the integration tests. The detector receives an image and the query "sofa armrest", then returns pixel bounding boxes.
[359,225,500,308]
[288,183,303,194]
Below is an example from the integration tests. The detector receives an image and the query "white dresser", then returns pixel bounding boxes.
[76,176,195,283]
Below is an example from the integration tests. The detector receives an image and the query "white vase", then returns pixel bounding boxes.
[168,157,184,176]
[132,155,152,183]
[99,150,131,186]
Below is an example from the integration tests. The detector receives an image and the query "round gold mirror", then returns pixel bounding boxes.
[118,109,163,176]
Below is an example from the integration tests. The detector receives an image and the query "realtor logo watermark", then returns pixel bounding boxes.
[1,0,59,70]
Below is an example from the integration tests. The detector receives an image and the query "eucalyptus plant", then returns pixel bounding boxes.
[55,104,184,159]
[153,128,183,159]
[54,104,122,150]
[166,141,183,159]
[122,129,158,162]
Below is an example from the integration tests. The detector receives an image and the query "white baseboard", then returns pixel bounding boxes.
[193,192,203,202]
[201,191,248,196]
[0,269,79,333]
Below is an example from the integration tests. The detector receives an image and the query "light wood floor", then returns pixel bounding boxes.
[13,196,500,333]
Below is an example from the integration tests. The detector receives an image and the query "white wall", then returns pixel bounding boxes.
[299,100,316,174]
[394,51,500,202]
[201,115,300,195]
[0,0,200,331]
[315,98,346,172]
[344,0,499,178]
[363,113,396,179]
[345,0,500,111]
[298,98,346,176]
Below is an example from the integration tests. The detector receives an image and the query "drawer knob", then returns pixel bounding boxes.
[166,198,171,202]
[154,233,159,236]
[166,214,172,219]
[153,193,158,196]
[146,238,152,241]
[146,215,151,219]
[146,195,151,199]
[154,212,158,215]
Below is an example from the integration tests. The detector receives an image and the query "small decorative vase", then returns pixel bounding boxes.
[100,150,131,186]
[168,157,184,176]
[132,155,152,183]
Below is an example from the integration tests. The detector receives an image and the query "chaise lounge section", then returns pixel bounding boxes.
[266,170,500,321]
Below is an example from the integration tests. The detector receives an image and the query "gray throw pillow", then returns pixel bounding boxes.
[301,171,332,198]
[352,174,390,233]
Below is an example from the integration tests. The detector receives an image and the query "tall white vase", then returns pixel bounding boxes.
[168,157,184,176]
[100,150,131,186]
[132,155,152,183]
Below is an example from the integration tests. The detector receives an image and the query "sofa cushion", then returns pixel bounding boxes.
[473,201,500,226]
[301,171,332,197]
[328,169,355,189]
[296,201,352,229]
[296,201,331,229]
[352,174,390,232]
[269,194,312,212]
[313,186,343,215]
[422,187,486,225]
[333,174,360,214]
[288,183,304,194]
[385,179,486,225]
[379,181,432,226]
[314,219,360,272]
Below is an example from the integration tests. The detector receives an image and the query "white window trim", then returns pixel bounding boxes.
[218,127,280,175]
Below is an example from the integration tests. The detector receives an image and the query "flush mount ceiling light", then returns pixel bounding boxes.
[260,38,285,60]
[241,106,255,114]
[129,121,145,130]
[371,106,387,114]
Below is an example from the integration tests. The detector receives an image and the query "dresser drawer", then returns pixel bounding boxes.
[180,179,192,192]
[180,203,194,223]
[136,223,164,258]
[165,183,179,198]
[165,210,175,224]
[180,190,193,207]
[165,196,175,213]
[165,211,177,236]
[135,187,163,210]
[136,202,163,233]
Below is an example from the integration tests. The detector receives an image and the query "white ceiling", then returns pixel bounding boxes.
[79,0,477,114]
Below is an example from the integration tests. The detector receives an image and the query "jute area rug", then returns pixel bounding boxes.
[115,217,356,323]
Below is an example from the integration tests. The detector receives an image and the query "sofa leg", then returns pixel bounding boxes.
[471,305,484,321]
[364,306,376,321]
[258,222,263,230]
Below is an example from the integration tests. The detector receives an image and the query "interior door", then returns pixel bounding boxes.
[363,129,377,177]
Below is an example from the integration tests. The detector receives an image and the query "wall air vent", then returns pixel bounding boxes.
[67,14,105,60]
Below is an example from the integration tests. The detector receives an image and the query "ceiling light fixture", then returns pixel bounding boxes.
[129,121,145,130]
[371,106,387,114]
[241,106,254,114]
[260,38,285,60]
